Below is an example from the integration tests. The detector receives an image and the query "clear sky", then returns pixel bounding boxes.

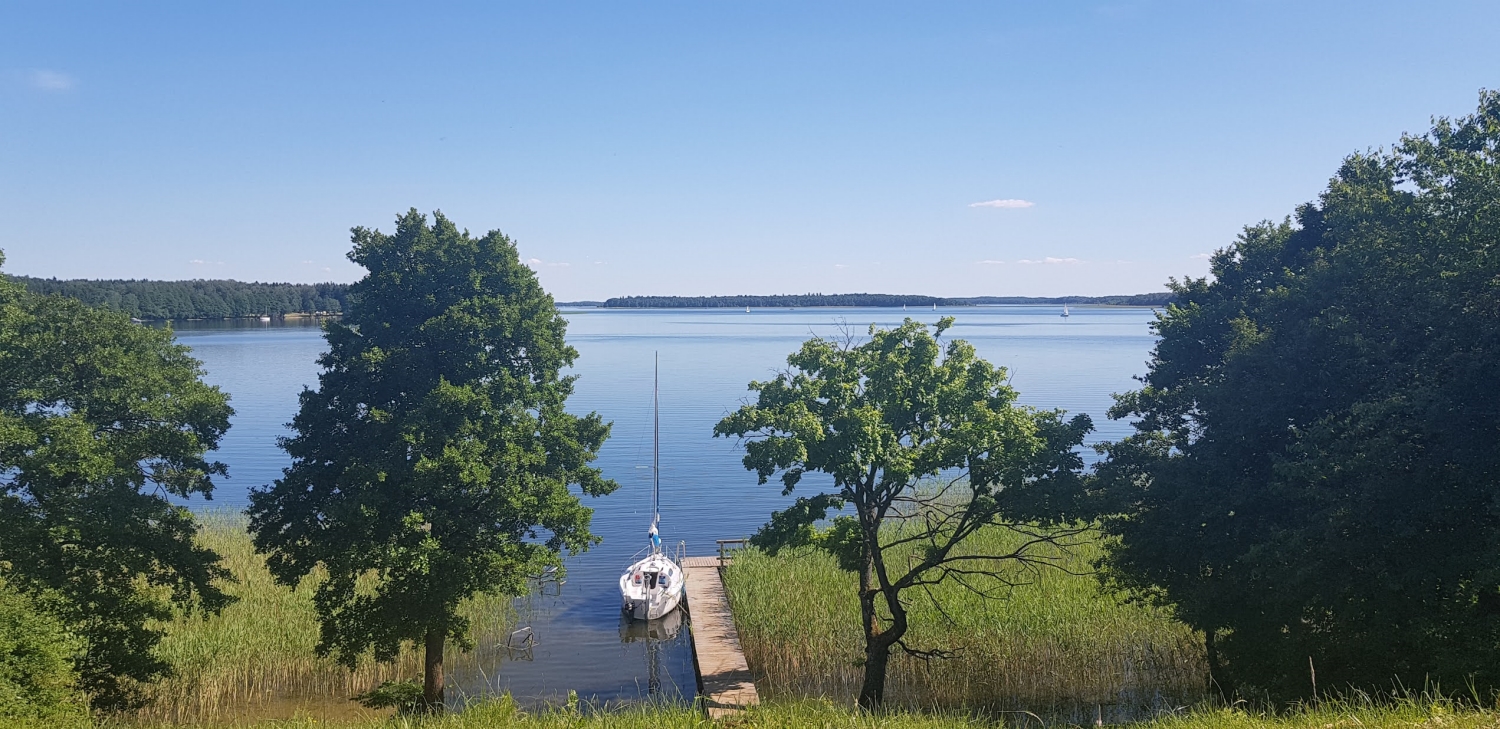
[2,2,1497,300]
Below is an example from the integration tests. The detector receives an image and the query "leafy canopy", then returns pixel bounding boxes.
[0,251,234,710]
[1096,91,1500,699]
[716,318,1091,707]
[248,210,615,705]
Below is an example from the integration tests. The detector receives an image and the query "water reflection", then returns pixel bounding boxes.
[443,582,696,710]
[618,611,686,699]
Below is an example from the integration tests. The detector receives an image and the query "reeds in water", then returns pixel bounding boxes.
[133,513,516,724]
[721,526,1208,721]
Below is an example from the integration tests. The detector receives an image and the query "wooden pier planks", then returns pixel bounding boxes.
[681,556,760,719]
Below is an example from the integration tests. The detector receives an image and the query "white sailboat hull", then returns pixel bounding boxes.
[620,552,685,620]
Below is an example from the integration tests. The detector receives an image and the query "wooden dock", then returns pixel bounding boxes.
[681,555,760,719]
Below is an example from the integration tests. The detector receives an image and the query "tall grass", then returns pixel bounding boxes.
[722,526,1207,720]
[135,513,517,724]
[7,691,1498,729]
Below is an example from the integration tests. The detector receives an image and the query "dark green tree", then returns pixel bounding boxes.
[0,252,235,710]
[1096,91,1500,699]
[248,210,615,711]
[714,318,1092,708]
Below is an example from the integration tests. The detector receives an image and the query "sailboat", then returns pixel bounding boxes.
[619,353,686,621]
[1061,305,1071,318]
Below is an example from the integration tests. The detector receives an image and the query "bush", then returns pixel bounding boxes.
[0,578,84,719]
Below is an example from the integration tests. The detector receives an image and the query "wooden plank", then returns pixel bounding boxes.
[682,557,760,719]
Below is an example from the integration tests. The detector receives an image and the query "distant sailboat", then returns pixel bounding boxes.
[1061,305,1070,318]
[745,306,750,313]
[932,303,937,311]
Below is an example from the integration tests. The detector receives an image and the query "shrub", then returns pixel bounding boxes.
[0,578,85,719]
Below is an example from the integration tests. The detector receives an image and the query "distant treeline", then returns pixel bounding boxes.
[601,292,1172,308]
[12,277,1173,317]
[14,277,351,320]
[957,293,1173,306]
[604,294,960,308]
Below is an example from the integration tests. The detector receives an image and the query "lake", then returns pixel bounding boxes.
[169,305,1159,708]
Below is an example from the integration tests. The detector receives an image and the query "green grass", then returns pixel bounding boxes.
[721,526,1207,719]
[50,516,1481,729]
[5,693,1498,729]
[134,513,517,725]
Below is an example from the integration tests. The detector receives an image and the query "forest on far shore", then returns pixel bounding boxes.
[6,277,1172,320]
[601,292,1174,308]
[12,278,351,320]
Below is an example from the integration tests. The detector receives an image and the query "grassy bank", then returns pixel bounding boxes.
[135,514,517,724]
[721,527,1206,719]
[7,694,1497,729]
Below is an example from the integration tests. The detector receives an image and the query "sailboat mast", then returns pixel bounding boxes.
[653,352,660,526]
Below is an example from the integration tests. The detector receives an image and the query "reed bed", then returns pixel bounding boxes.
[134,513,517,724]
[721,526,1207,720]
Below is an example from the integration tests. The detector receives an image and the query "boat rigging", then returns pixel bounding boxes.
[619,352,686,621]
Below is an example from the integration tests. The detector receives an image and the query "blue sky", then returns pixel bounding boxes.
[2,2,1497,300]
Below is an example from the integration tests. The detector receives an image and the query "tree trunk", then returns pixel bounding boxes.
[1204,629,1224,699]
[422,627,445,712]
[858,638,891,709]
[855,521,908,709]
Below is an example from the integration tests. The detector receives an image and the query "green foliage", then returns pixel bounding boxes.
[4,688,1497,729]
[0,578,84,719]
[14,277,349,320]
[0,252,235,710]
[715,317,1093,707]
[1096,91,1500,699]
[247,210,616,709]
[136,514,516,724]
[723,532,1204,715]
[351,679,423,713]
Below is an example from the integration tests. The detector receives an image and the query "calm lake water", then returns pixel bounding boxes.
[170,305,1159,708]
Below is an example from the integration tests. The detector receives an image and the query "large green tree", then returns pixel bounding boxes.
[0,252,235,710]
[248,210,615,711]
[715,318,1092,708]
[1096,92,1500,699]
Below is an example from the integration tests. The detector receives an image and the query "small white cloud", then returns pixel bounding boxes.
[1190,252,1212,260]
[26,69,75,91]
[189,259,225,266]
[322,267,331,272]
[969,199,1035,209]
[527,257,543,266]
[978,259,1006,265]
[833,264,850,269]
[593,260,606,265]
[301,259,316,264]
[189,259,205,265]
[525,257,569,268]
[1016,257,1083,265]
